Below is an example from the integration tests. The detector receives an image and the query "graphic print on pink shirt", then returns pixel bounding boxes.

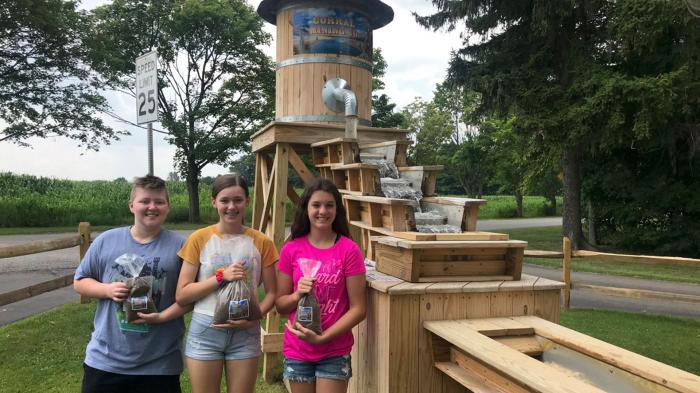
[304,257,343,318]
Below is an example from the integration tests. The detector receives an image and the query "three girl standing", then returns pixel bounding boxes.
[175,175,365,393]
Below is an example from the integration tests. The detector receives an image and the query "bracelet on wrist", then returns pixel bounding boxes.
[215,268,225,287]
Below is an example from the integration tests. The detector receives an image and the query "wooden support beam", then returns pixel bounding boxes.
[574,249,700,267]
[253,153,265,230]
[562,237,571,310]
[78,222,91,304]
[259,160,277,235]
[0,236,81,259]
[0,273,75,306]
[288,146,315,186]
[287,184,301,209]
[263,142,290,383]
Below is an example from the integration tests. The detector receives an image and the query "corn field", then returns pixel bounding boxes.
[0,172,219,227]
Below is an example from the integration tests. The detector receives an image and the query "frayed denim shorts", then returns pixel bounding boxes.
[185,312,261,361]
[283,355,352,383]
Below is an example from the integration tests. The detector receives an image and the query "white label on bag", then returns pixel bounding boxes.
[130,295,148,311]
[297,306,313,322]
[229,299,250,320]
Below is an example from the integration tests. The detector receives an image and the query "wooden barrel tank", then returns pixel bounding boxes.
[257,0,393,126]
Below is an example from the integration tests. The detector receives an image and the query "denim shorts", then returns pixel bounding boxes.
[283,355,352,383]
[185,312,261,361]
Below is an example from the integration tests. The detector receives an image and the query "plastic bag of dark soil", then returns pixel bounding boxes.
[294,258,323,335]
[123,275,157,322]
[115,254,157,322]
[213,271,262,324]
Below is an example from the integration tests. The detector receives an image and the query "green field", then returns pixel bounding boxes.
[0,302,697,392]
[0,172,559,228]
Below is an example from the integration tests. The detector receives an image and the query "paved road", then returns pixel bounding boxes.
[476,217,562,231]
[524,265,700,319]
[3,217,699,326]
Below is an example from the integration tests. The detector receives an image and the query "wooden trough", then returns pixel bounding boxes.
[348,269,565,393]
[398,165,444,197]
[358,140,410,166]
[425,316,700,393]
[310,137,359,166]
[343,194,417,232]
[372,236,526,283]
[421,196,487,232]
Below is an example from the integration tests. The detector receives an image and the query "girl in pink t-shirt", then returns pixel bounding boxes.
[276,178,366,393]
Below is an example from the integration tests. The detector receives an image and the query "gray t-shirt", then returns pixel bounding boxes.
[74,227,185,375]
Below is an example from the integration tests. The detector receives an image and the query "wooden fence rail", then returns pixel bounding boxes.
[528,238,700,309]
[0,222,91,306]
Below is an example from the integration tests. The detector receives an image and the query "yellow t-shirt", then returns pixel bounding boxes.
[178,225,279,316]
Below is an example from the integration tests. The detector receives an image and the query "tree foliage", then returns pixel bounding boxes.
[0,0,122,149]
[371,48,406,128]
[416,0,700,254]
[87,0,275,222]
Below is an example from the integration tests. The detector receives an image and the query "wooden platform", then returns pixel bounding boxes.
[373,236,527,283]
[251,121,410,153]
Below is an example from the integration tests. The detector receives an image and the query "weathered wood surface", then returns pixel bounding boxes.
[424,319,608,393]
[0,236,82,259]
[517,315,700,393]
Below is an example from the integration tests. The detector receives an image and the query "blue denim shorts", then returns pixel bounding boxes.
[185,312,261,361]
[283,355,352,383]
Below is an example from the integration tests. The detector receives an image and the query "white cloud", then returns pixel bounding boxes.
[1,0,461,180]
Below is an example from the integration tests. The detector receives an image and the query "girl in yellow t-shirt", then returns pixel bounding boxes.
[176,174,278,393]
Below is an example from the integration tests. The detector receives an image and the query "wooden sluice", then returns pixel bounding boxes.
[252,1,700,391]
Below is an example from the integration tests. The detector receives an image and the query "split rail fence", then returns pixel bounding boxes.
[525,238,700,308]
[0,222,91,306]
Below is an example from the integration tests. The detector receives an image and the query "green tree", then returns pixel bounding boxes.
[417,0,700,252]
[414,0,612,249]
[88,0,275,222]
[0,0,122,149]
[371,48,406,128]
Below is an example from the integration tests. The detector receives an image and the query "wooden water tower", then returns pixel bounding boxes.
[252,0,408,381]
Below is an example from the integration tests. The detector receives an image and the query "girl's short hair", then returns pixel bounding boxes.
[290,178,350,240]
[212,173,249,199]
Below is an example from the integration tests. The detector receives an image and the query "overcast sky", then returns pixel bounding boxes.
[0,0,463,181]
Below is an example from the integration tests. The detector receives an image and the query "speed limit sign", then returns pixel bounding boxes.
[135,51,158,124]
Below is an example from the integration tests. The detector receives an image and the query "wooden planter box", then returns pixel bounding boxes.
[332,163,381,195]
[310,137,359,166]
[358,140,411,166]
[398,166,443,197]
[343,194,417,232]
[373,236,526,283]
[420,196,487,232]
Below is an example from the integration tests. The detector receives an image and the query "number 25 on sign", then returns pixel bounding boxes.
[135,51,158,125]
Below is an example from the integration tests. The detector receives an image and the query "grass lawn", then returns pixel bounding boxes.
[560,309,700,376]
[0,302,698,392]
[0,302,285,393]
[502,226,700,284]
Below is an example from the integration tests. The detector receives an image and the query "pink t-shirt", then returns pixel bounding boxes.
[278,235,366,362]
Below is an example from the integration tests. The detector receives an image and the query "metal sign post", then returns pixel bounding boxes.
[135,51,158,175]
